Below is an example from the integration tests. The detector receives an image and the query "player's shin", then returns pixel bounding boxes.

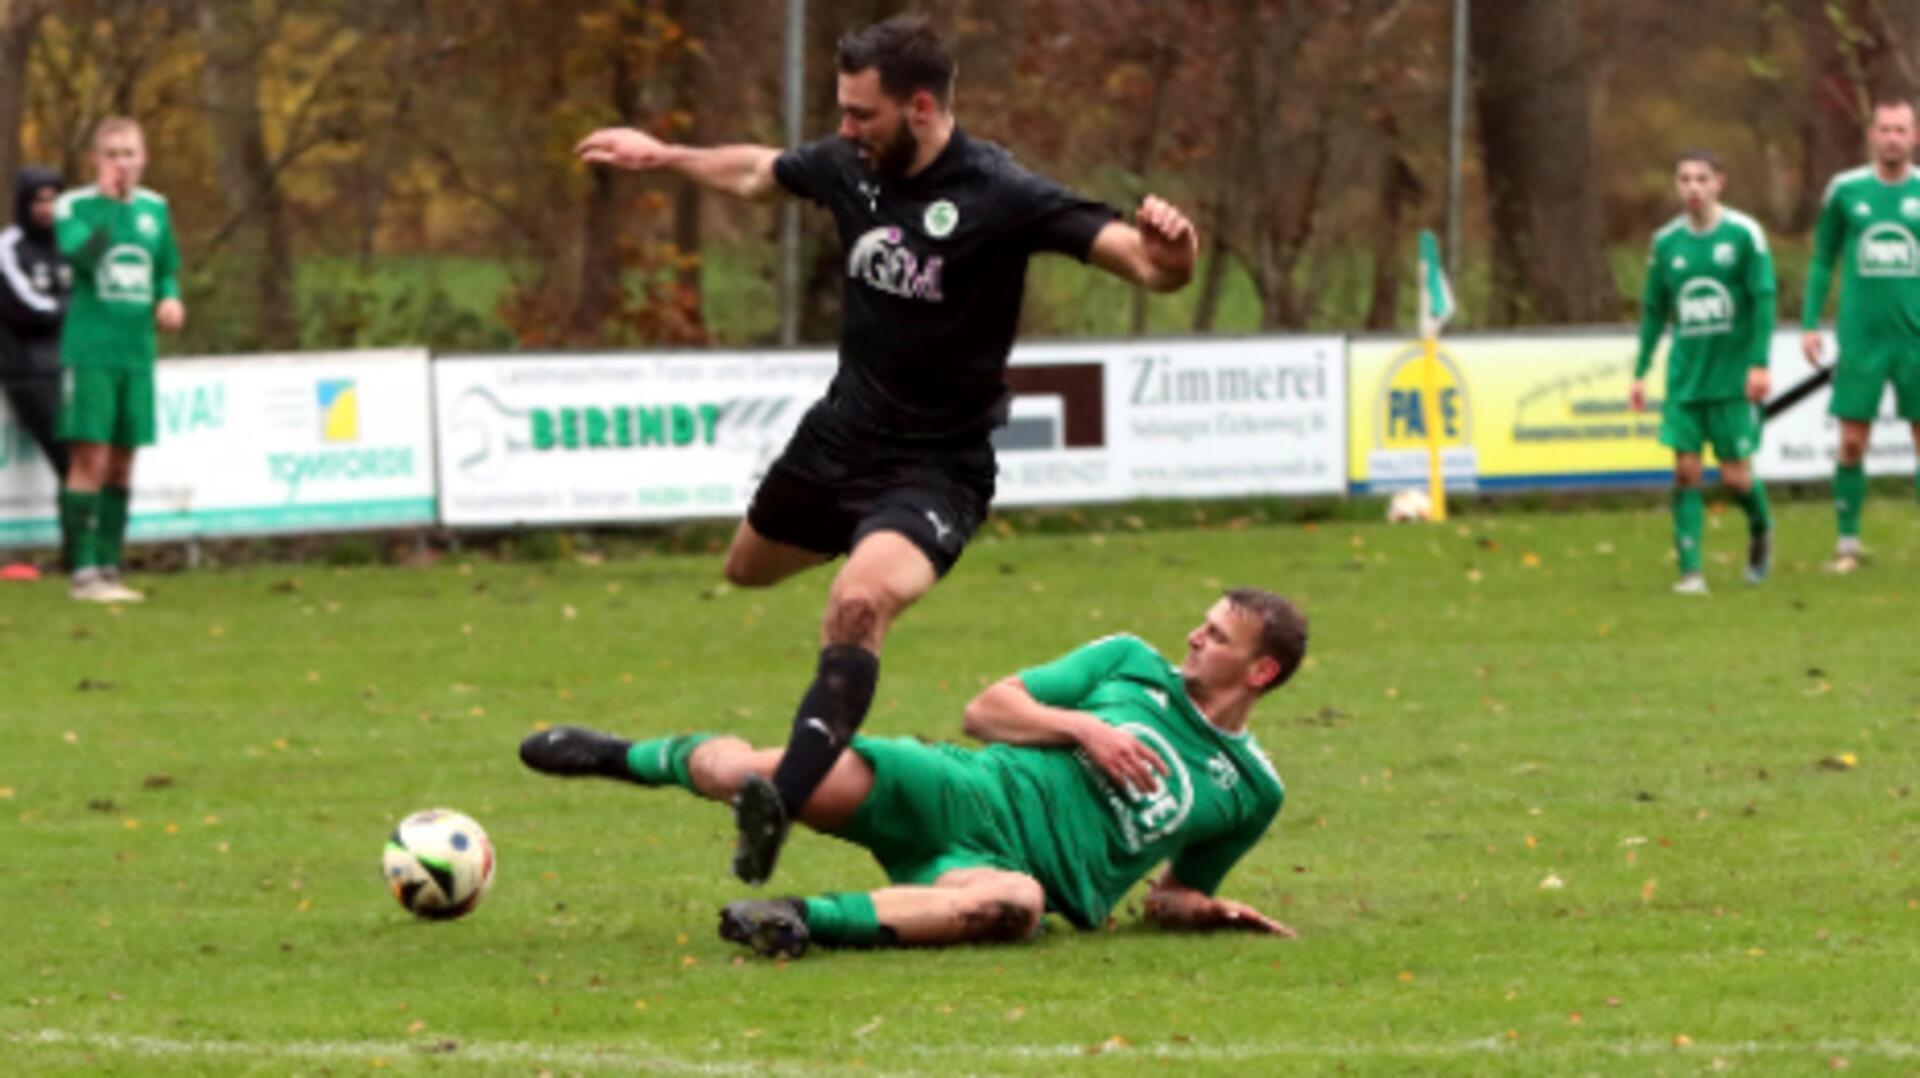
[769,644,879,815]
[801,892,888,947]
[99,485,130,570]
[623,733,713,789]
[1835,462,1866,544]
[1672,487,1704,574]
[60,489,101,571]
[1734,478,1771,536]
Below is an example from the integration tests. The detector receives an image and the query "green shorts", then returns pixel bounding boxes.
[1830,344,1920,421]
[57,366,156,448]
[1660,398,1761,462]
[835,736,1025,886]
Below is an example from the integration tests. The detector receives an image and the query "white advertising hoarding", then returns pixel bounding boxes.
[996,336,1347,506]
[433,351,838,527]
[434,338,1348,528]
[0,349,436,547]
[1755,329,1918,480]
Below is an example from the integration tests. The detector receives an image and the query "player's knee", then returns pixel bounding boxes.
[686,738,755,799]
[822,591,883,647]
[957,878,1044,943]
[722,549,774,588]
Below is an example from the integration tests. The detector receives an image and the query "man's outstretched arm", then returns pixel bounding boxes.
[576,127,783,201]
[1143,868,1296,937]
[1087,195,1199,293]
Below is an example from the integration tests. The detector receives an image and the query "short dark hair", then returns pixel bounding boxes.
[836,15,955,106]
[1675,148,1723,173]
[1872,96,1917,120]
[1224,588,1308,695]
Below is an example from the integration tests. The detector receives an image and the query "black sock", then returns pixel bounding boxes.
[769,644,879,816]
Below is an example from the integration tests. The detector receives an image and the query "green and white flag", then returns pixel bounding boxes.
[1417,229,1455,339]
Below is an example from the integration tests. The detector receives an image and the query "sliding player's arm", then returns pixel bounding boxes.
[962,675,1167,793]
[1143,868,1295,937]
[575,128,783,201]
[1630,243,1668,412]
[1801,185,1847,364]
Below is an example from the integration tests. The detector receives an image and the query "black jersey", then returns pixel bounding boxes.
[774,128,1118,439]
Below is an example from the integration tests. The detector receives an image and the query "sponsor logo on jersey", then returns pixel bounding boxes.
[1082,723,1193,851]
[1713,242,1735,266]
[97,245,153,303]
[923,199,959,239]
[1675,277,1737,337]
[847,226,945,301]
[1858,222,1920,277]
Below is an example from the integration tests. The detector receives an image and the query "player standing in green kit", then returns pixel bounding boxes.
[1631,149,1777,594]
[54,117,184,603]
[1802,98,1920,574]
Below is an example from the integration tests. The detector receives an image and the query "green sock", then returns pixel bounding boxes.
[98,486,130,571]
[1835,462,1866,540]
[1734,479,1771,537]
[622,734,711,788]
[61,490,101,571]
[801,892,885,948]
[1672,486,1704,574]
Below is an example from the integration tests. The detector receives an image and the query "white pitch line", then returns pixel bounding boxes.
[14,1027,1920,1070]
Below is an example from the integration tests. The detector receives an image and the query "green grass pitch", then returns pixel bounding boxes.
[3,499,1918,1074]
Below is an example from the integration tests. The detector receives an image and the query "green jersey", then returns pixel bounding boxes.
[980,633,1285,929]
[1802,165,1920,344]
[52,185,180,369]
[1635,208,1776,402]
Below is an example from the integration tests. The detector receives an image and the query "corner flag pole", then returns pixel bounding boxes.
[1416,230,1456,522]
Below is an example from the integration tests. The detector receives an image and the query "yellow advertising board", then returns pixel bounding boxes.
[1347,334,1670,492]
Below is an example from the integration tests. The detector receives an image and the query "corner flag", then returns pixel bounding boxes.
[1417,230,1455,339]
[1415,230,1454,521]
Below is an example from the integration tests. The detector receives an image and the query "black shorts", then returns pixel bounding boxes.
[746,400,996,577]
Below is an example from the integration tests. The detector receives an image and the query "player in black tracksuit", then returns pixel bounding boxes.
[0,165,70,481]
[567,16,1199,884]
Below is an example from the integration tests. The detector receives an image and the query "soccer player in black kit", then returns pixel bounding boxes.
[563,16,1198,885]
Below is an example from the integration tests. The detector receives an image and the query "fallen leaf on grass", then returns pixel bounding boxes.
[1538,872,1565,891]
[852,1016,882,1038]
[1817,753,1858,771]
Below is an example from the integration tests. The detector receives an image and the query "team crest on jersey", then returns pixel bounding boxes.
[1206,753,1239,791]
[136,213,157,236]
[923,199,959,239]
[1858,222,1920,277]
[97,245,154,303]
[847,226,945,301]
[1713,242,1735,266]
[1903,197,1920,220]
[1676,277,1736,336]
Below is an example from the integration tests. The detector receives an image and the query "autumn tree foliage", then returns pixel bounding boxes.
[2,0,1918,349]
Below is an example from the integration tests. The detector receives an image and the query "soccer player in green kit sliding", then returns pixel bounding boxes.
[1631,149,1777,594]
[1802,98,1920,574]
[520,589,1305,956]
[54,117,184,603]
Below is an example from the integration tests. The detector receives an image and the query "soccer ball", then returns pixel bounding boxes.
[1386,488,1434,524]
[383,808,495,920]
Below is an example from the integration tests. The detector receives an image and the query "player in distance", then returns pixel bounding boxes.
[1629,148,1777,594]
[1802,97,1920,573]
[520,589,1303,958]
[574,16,1200,886]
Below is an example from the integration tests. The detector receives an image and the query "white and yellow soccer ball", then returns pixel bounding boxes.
[383,808,495,920]
[1385,488,1434,524]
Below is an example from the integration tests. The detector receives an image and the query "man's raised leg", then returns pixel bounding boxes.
[733,530,936,886]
